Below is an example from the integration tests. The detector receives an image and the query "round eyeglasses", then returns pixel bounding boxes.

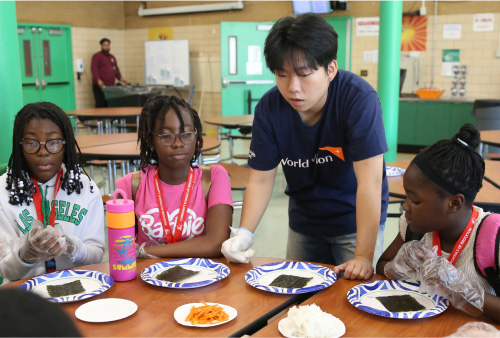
[20,138,66,154]
[151,131,197,146]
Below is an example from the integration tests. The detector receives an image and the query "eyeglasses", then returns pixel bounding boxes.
[20,138,66,154]
[151,131,197,146]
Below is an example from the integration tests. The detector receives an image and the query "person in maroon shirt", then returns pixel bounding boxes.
[90,38,128,107]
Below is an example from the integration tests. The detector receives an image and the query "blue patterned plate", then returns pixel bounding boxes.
[347,280,449,319]
[386,166,406,177]
[19,270,113,303]
[141,258,230,289]
[245,261,336,294]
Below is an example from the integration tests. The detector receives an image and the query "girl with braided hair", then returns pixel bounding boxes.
[377,123,500,323]
[116,95,233,258]
[0,102,105,285]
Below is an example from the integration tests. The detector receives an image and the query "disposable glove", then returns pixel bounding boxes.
[54,224,80,259]
[384,240,437,280]
[135,240,159,259]
[19,220,65,263]
[417,256,484,317]
[221,227,255,263]
[0,233,7,259]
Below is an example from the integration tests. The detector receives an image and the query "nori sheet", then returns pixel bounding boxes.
[269,274,313,288]
[47,280,86,298]
[376,294,426,312]
[156,265,200,282]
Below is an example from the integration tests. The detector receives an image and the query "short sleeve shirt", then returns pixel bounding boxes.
[248,69,389,236]
[116,165,233,245]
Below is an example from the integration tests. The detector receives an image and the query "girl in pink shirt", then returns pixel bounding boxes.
[116,96,233,258]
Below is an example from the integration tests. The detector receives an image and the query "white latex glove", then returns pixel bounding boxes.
[19,220,65,263]
[221,227,255,263]
[135,241,159,259]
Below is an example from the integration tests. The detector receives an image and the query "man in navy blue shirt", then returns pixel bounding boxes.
[221,13,388,280]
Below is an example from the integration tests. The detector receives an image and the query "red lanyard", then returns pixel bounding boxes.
[153,168,195,244]
[432,207,478,266]
[30,169,63,228]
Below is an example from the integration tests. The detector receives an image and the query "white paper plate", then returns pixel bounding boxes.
[278,316,346,338]
[141,258,229,289]
[386,166,406,177]
[75,298,138,323]
[347,280,449,319]
[19,270,113,303]
[174,302,237,327]
[245,261,336,294]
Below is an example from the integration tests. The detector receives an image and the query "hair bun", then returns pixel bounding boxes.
[455,123,481,149]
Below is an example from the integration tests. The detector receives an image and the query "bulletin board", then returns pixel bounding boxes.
[145,40,190,86]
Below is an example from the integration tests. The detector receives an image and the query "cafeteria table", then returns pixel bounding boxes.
[387,160,500,212]
[204,115,254,162]
[5,257,317,337]
[479,130,500,149]
[204,115,254,140]
[253,275,500,337]
[66,107,142,135]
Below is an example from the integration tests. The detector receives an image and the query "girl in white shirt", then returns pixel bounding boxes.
[0,102,105,285]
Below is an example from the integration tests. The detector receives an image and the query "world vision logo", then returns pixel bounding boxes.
[281,147,345,168]
[319,147,345,161]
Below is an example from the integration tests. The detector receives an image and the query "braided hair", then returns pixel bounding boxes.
[412,123,485,204]
[6,102,90,206]
[137,95,203,171]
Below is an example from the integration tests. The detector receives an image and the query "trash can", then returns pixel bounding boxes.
[472,99,500,153]
[473,100,500,130]
[102,85,164,107]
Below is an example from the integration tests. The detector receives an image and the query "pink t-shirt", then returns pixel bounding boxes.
[116,165,233,245]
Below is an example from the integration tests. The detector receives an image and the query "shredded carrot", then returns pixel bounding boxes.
[185,302,230,325]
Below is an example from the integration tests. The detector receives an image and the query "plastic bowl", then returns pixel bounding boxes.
[416,89,444,99]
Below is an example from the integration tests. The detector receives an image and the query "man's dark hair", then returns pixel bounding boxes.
[138,95,203,171]
[100,38,110,45]
[6,102,92,206]
[411,123,485,204]
[264,13,338,74]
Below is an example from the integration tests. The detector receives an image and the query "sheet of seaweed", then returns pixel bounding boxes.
[376,294,426,312]
[156,265,200,282]
[47,280,86,298]
[269,274,313,288]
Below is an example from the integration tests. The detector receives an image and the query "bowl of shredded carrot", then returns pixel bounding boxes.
[174,302,237,327]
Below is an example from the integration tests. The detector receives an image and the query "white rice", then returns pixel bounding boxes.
[279,303,345,338]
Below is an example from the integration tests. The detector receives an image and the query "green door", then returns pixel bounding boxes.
[220,18,352,117]
[17,23,75,110]
[220,22,275,117]
[324,17,353,71]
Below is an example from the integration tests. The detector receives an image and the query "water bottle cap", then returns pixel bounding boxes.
[106,189,134,213]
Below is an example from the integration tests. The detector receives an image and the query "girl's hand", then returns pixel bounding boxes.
[417,256,484,317]
[19,221,65,263]
[384,240,436,280]
[135,240,159,259]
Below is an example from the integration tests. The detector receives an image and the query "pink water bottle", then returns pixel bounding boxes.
[106,189,137,281]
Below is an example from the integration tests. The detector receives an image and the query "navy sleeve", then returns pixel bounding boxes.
[248,94,281,171]
[343,90,388,162]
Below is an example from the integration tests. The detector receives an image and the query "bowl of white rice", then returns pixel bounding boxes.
[278,304,345,338]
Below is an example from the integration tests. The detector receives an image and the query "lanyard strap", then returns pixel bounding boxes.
[153,168,195,244]
[432,207,479,266]
[31,169,63,228]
